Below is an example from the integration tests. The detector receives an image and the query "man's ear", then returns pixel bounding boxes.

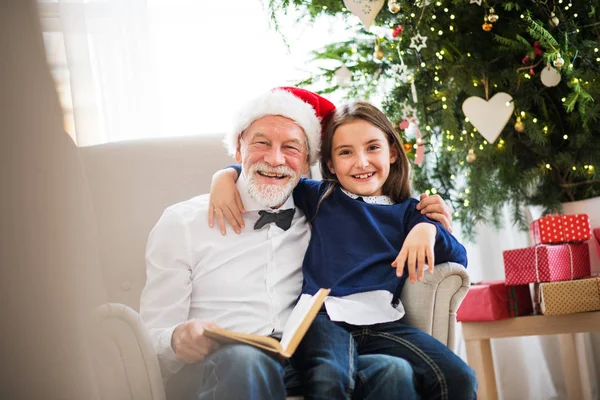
[235,142,242,163]
[301,160,310,176]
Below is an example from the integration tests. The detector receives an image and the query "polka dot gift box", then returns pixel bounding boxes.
[503,243,591,286]
[534,276,600,315]
[530,214,591,245]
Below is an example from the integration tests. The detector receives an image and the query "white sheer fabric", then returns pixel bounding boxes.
[453,206,599,400]
[52,0,351,146]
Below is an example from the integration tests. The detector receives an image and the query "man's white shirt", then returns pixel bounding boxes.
[140,175,309,378]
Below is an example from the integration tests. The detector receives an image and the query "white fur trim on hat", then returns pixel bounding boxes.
[225,89,322,164]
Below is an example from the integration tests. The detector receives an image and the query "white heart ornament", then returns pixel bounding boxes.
[342,0,385,30]
[462,92,514,144]
[540,63,561,87]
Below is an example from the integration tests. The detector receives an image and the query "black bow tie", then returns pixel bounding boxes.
[254,209,295,231]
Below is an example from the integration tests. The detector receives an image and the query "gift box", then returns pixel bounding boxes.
[594,228,600,259]
[530,214,591,245]
[535,277,600,315]
[503,243,590,285]
[457,280,533,322]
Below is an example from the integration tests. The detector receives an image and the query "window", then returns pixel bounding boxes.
[37,1,352,146]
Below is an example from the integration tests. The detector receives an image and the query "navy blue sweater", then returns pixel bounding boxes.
[226,165,467,299]
[292,179,467,298]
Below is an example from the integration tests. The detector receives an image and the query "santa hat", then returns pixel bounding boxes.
[225,87,336,165]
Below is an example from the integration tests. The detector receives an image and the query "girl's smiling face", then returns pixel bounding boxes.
[327,119,398,197]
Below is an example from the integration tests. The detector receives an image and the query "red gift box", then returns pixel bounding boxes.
[530,214,591,245]
[503,243,590,285]
[457,281,533,322]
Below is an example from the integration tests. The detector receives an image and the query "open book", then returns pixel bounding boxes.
[203,288,331,358]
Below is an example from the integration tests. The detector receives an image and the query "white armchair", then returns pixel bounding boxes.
[80,135,470,399]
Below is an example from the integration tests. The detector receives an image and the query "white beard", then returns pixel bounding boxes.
[246,163,298,208]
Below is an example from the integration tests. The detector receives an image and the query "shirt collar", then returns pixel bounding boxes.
[238,172,296,212]
[340,188,395,205]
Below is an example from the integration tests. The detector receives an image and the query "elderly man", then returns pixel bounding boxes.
[140,87,453,400]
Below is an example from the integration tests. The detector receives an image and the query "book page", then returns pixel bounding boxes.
[204,326,282,352]
[280,288,330,353]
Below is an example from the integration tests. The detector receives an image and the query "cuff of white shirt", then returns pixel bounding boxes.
[157,325,184,379]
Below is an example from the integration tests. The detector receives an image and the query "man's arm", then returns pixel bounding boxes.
[140,208,218,377]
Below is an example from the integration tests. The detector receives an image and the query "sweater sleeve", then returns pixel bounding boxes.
[403,199,468,268]
[292,178,328,220]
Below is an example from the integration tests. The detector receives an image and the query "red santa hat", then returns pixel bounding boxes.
[225,87,336,165]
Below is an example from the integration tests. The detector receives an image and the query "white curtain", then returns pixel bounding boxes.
[452,208,599,400]
[57,0,159,145]
[53,0,351,146]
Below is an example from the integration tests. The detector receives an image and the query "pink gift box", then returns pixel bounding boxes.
[530,214,591,245]
[503,243,591,285]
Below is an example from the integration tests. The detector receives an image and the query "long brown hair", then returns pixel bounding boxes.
[319,101,412,204]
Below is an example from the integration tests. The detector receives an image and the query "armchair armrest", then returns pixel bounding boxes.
[91,303,166,400]
[400,262,470,352]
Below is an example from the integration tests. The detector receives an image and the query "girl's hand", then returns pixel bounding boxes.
[416,193,453,233]
[391,223,436,283]
[208,169,246,235]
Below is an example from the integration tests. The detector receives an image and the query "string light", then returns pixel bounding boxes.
[465,189,470,194]
[521,111,526,117]
[546,164,551,169]
[563,134,569,139]
[431,188,438,194]
[532,118,538,123]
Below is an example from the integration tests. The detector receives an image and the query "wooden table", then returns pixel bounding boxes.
[462,311,600,400]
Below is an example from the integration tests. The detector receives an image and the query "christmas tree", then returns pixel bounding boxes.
[268,0,600,239]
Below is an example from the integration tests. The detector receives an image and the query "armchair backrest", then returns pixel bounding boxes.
[80,135,235,310]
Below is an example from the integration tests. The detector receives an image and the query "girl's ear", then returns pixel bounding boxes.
[390,145,398,164]
[327,160,335,174]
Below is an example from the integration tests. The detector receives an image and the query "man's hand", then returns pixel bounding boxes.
[391,222,436,283]
[416,193,453,233]
[171,320,221,364]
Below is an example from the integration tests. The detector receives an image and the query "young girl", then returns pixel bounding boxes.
[211,102,476,400]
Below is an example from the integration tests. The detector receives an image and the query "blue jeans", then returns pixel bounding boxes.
[166,343,420,400]
[292,312,478,400]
